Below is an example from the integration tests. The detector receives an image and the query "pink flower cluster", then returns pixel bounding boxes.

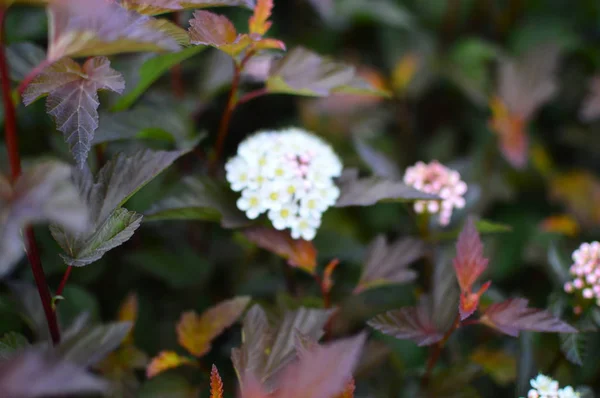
[564,242,600,307]
[403,161,467,226]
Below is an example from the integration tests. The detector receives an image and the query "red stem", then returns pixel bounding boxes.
[421,314,461,388]
[208,52,257,175]
[237,87,269,106]
[313,274,331,308]
[170,11,185,99]
[56,266,73,297]
[1,8,61,345]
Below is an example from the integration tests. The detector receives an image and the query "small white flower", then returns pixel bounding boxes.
[236,189,265,219]
[558,386,580,398]
[291,216,321,241]
[299,194,328,219]
[226,158,254,192]
[531,375,559,396]
[261,181,291,211]
[268,203,298,230]
[227,128,342,240]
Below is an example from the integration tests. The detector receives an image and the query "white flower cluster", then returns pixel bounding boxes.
[564,241,600,308]
[226,128,342,241]
[403,160,467,226]
[523,374,579,398]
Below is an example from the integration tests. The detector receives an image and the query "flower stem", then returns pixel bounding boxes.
[421,314,461,388]
[56,266,73,297]
[237,87,268,106]
[208,52,256,175]
[170,11,185,99]
[0,7,61,345]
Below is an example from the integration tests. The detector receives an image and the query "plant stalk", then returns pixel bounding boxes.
[421,314,461,388]
[209,51,257,175]
[56,266,73,297]
[0,7,61,345]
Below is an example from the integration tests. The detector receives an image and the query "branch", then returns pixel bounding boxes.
[0,7,61,345]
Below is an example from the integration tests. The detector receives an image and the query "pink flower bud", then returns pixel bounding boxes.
[564,282,574,293]
[583,288,594,299]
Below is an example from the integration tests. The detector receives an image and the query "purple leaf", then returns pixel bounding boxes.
[275,333,366,398]
[0,161,89,276]
[48,0,182,61]
[334,168,439,207]
[0,350,108,398]
[480,298,578,337]
[368,296,444,346]
[119,0,256,15]
[23,57,125,168]
[267,47,390,97]
[231,305,333,392]
[355,235,423,293]
[497,44,560,120]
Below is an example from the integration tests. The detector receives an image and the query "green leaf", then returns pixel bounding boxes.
[56,322,132,367]
[431,219,512,241]
[125,246,211,287]
[266,47,391,98]
[560,332,586,366]
[51,149,186,267]
[95,104,203,150]
[112,46,205,111]
[53,208,143,267]
[138,373,198,398]
[547,241,572,287]
[445,38,501,106]
[6,42,46,81]
[0,161,89,276]
[145,176,249,229]
[56,285,101,327]
[516,332,535,397]
[334,169,438,207]
[0,332,30,360]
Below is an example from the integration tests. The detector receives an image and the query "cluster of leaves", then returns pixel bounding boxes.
[3,0,600,397]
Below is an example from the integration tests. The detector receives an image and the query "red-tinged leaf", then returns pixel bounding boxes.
[453,218,489,294]
[354,235,423,293]
[177,296,250,357]
[251,38,286,52]
[488,96,528,168]
[47,0,182,61]
[146,351,194,378]
[274,333,366,398]
[480,298,578,337]
[333,378,355,398]
[118,293,138,344]
[459,280,491,321]
[322,259,339,294]
[367,296,444,346]
[188,10,252,57]
[243,227,317,275]
[211,365,224,398]
[248,0,273,36]
[22,57,125,168]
